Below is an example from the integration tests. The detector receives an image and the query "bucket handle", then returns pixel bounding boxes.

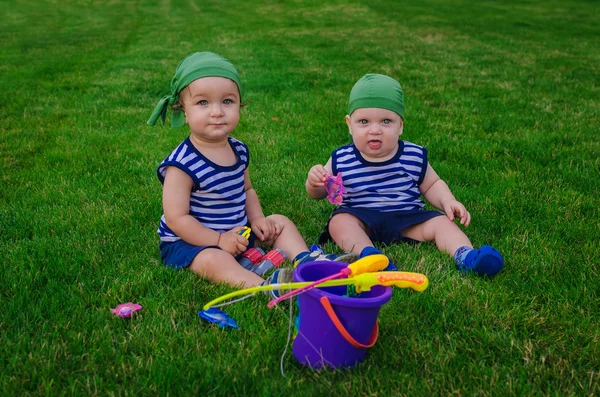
[319,296,379,349]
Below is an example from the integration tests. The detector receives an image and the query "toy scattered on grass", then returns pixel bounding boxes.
[325,172,345,205]
[111,302,142,318]
[198,307,239,328]
[198,256,430,371]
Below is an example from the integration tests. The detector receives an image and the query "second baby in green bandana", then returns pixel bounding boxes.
[305,73,505,277]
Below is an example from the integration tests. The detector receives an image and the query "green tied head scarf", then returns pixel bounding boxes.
[348,74,405,118]
[147,51,242,128]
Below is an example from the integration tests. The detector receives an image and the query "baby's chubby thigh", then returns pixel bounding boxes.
[266,214,293,230]
[189,248,263,288]
[260,214,292,246]
[401,215,461,243]
[328,212,372,253]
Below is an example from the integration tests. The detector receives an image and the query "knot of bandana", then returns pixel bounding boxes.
[147,95,185,128]
[147,52,242,128]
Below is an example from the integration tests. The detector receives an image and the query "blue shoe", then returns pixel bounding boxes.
[309,244,324,254]
[293,246,358,268]
[333,252,359,263]
[359,246,399,271]
[262,268,293,299]
[308,244,345,261]
[458,245,504,277]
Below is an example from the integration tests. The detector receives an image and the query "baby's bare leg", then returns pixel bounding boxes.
[189,248,264,288]
[328,212,373,255]
[265,214,309,260]
[401,216,472,256]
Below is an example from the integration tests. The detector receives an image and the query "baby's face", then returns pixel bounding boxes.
[345,107,403,162]
[180,76,241,144]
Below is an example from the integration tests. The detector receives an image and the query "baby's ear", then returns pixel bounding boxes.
[180,108,187,125]
[345,115,352,132]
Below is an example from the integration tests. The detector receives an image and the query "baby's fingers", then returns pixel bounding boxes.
[461,211,471,227]
[309,173,325,186]
[444,207,455,221]
[312,166,327,180]
[259,226,271,241]
[253,227,265,241]
[237,240,249,253]
[273,222,282,236]
[266,221,279,239]
[454,206,470,226]
[231,225,245,235]
[317,168,328,180]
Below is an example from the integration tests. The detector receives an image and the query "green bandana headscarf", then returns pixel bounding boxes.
[147,51,242,128]
[347,74,405,118]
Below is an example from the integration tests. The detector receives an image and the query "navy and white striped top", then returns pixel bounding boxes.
[331,140,428,212]
[156,137,249,242]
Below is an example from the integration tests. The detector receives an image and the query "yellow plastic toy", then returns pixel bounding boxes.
[202,255,428,312]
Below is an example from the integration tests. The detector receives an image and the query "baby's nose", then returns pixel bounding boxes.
[369,125,382,134]
[210,104,224,116]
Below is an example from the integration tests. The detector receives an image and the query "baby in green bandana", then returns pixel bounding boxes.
[306,74,504,277]
[149,52,348,290]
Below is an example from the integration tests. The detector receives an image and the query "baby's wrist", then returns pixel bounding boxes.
[249,216,265,224]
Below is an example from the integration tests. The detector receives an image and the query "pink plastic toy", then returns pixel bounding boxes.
[325,173,345,205]
[111,302,142,318]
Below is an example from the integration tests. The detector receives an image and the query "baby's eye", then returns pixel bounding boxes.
[223,99,233,105]
[198,100,208,106]
[359,119,369,125]
[382,119,391,125]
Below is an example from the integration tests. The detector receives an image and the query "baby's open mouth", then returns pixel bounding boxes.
[368,140,381,150]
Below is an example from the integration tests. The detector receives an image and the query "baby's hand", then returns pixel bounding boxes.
[442,200,471,227]
[307,164,328,188]
[218,226,249,256]
[250,217,281,242]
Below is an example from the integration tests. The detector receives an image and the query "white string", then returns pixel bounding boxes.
[279,296,294,378]
[277,297,337,372]
[295,329,337,368]
[210,293,255,309]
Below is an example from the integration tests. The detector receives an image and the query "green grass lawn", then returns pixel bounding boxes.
[1,0,599,395]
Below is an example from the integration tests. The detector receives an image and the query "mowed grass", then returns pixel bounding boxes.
[1,0,599,395]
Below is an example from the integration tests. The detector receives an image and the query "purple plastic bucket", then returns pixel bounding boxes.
[292,261,392,369]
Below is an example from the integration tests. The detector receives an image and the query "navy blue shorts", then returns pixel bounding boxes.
[318,207,444,245]
[159,232,256,269]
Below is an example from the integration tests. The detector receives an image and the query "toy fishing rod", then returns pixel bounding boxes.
[268,254,390,308]
[202,267,428,312]
[198,255,428,328]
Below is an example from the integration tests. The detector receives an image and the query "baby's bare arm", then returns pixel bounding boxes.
[419,164,455,209]
[243,169,280,242]
[419,163,471,226]
[243,169,266,224]
[163,167,248,253]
